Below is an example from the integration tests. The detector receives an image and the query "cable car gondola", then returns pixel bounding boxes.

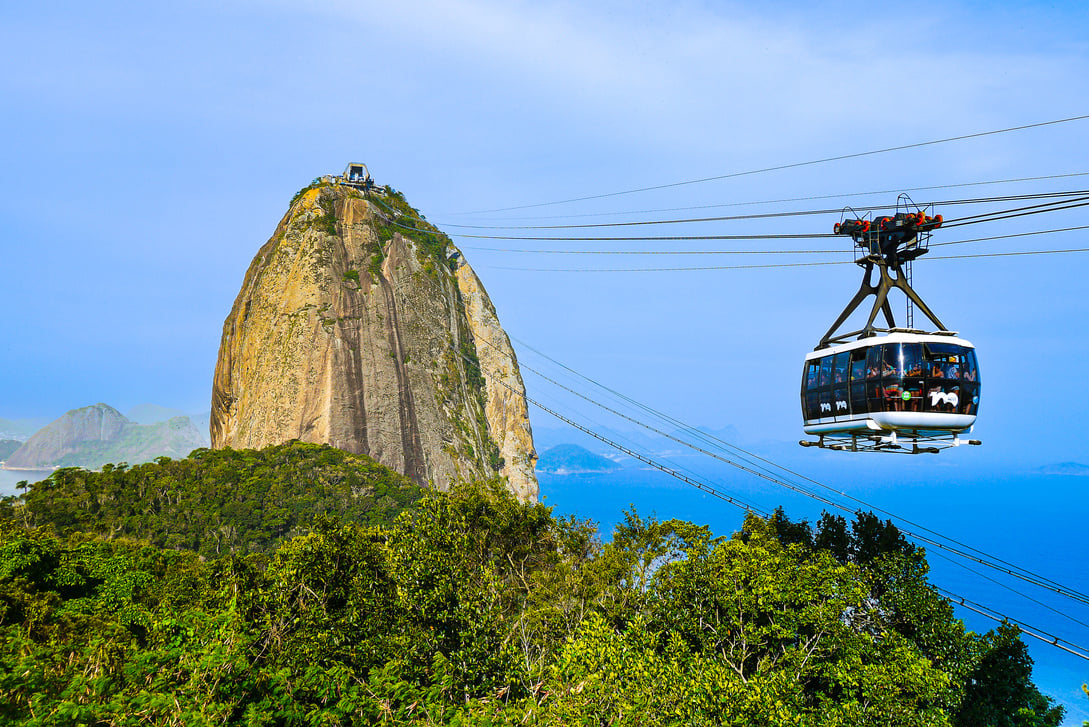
[800,197,981,453]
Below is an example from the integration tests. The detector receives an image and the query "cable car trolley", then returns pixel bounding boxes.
[800,196,981,454]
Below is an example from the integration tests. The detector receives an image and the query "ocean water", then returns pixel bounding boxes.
[539,462,1089,725]
[0,468,52,497]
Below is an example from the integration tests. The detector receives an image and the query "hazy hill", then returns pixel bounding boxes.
[0,440,22,461]
[1037,461,1089,476]
[537,444,620,475]
[126,403,189,425]
[4,403,206,470]
[0,416,51,441]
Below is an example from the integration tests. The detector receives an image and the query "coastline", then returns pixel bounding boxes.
[0,463,58,473]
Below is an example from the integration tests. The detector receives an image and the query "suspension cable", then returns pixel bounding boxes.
[452,115,1089,214]
[485,246,1089,272]
[445,172,1089,223]
[368,177,1089,653]
[443,190,1089,231]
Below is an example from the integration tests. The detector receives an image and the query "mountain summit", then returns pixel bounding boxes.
[211,176,538,501]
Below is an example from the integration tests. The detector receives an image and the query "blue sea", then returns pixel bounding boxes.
[0,468,51,496]
[539,454,1089,726]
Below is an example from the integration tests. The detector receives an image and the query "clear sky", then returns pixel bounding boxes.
[2,0,1089,717]
[3,0,1087,460]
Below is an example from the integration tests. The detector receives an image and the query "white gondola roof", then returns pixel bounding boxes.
[804,330,975,362]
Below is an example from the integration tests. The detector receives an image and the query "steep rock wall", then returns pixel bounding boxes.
[211,183,538,501]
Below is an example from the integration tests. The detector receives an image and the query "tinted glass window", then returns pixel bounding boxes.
[819,356,833,386]
[850,349,867,381]
[902,343,924,377]
[880,344,901,378]
[881,379,903,410]
[963,349,980,383]
[866,346,883,378]
[850,381,868,414]
[805,361,820,389]
[867,381,886,411]
[925,343,973,380]
[925,380,961,413]
[902,376,925,412]
[961,381,981,415]
[833,353,849,384]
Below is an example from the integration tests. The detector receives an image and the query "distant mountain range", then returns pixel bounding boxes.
[537,444,621,475]
[2,403,210,471]
[1036,461,1089,476]
[0,416,52,442]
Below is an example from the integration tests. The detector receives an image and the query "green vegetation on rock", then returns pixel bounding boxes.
[0,440,21,461]
[6,441,424,557]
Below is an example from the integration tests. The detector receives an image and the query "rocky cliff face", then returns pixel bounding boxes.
[211,182,538,501]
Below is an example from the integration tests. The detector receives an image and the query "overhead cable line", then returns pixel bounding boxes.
[538,381,1089,660]
[382,268,770,518]
[447,195,1089,244]
[455,232,838,242]
[517,358,1089,607]
[464,247,846,255]
[942,198,1089,228]
[512,336,1084,609]
[467,225,1089,256]
[936,588,1089,661]
[384,235,1089,648]
[486,247,1089,272]
[526,397,770,517]
[929,550,1089,634]
[510,335,1074,596]
[494,335,1089,608]
[453,115,1089,214]
[931,224,1089,247]
[450,172,1089,223]
[444,190,1089,231]
[373,194,1089,610]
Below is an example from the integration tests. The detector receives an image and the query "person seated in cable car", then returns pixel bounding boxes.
[906,360,924,377]
[930,363,944,378]
[883,383,903,410]
[903,388,922,412]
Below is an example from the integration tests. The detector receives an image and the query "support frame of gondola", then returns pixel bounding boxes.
[819,197,945,348]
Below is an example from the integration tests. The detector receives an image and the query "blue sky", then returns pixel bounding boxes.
[2,0,1086,451]
[3,1,1087,447]
[2,0,1089,717]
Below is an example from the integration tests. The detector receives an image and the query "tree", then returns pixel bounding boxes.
[954,621,1064,727]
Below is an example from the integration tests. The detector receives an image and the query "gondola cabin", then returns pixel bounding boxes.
[800,198,982,452]
[801,332,980,451]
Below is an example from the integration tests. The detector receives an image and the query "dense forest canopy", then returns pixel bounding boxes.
[0,443,1067,725]
[4,441,424,557]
